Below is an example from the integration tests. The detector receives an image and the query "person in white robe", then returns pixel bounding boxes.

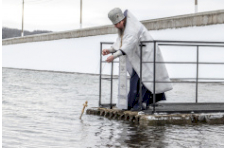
[102,8,173,110]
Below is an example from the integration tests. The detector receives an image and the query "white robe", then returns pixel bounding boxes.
[112,10,173,94]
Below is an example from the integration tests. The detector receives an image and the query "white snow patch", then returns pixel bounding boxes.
[2,24,224,79]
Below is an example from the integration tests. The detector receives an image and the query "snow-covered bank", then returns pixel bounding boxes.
[2,24,224,79]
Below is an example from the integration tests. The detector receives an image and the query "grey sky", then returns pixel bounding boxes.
[2,0,224,32]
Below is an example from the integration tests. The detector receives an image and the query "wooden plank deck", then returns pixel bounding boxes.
[143,103,224,114]
[100,103,224,114]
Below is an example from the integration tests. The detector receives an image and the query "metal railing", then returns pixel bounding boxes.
[99,40,224,111]
[99,42,115,109]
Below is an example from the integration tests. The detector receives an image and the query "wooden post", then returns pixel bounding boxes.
[80,101,88,119]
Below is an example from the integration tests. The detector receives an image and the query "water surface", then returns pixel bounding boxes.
[2,68,224,148]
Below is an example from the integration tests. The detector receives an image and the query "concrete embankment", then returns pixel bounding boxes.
[2,10,224,75]
[86,107,224,126]
[2,10,223,46]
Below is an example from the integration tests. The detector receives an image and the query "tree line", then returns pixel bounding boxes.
[2,27,52,39]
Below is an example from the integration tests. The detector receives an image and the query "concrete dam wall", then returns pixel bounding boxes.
[2,10,224,46]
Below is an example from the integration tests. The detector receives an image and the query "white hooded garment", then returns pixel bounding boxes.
[112,10,173,94]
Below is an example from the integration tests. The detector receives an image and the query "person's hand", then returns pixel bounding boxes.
[106,55,114,63]
[102,49,110,55]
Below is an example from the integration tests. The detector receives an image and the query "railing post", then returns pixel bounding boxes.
[153,41,156,113]
[139,42,143,109]
[110,54,114,109]
[196,45,199,103]
[99,43,102,107]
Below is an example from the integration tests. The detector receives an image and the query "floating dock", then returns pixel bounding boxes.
[86,103,224,126]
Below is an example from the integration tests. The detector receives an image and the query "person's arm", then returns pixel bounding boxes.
[112,50,123,59]
[108,47,117,53]
[106,49,125,63]
[102,47,117,55]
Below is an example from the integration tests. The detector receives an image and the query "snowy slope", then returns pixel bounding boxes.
[2,24,224,79]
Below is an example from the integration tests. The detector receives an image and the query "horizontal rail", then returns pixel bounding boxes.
[172,78,224,80]
[158,44,224,47]
[101,41,224,44]
[100,42,114,44]
[102,61,119,63]
[141,40,224,44]
[101,77,224,80]
[142,61,224,64]
[143,81,224,83]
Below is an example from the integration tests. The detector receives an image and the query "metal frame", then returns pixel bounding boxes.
[99,42,115,109]
[99,41,224,111]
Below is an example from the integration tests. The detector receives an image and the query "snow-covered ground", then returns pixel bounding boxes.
[2,24,224,79]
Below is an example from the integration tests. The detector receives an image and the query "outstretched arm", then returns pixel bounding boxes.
[106,50,124,63]
[102,47,117,56]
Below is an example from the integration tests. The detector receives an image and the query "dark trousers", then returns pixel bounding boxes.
[128,69,166,110]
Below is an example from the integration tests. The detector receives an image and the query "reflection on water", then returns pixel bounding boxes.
[2,68,224,148]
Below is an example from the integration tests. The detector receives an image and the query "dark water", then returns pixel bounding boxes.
[2,68,224,148]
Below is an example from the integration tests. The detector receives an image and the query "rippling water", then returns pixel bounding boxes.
[2,68,224,148]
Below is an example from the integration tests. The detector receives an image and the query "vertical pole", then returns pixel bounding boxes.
[80,0,82,29]
[153,41,156,113]
[196,46,199,103]
[195,0,198,13]
[21,0,24,37]
[139,42,143,109]
[99,43,102,107]
[110,54,114,109]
